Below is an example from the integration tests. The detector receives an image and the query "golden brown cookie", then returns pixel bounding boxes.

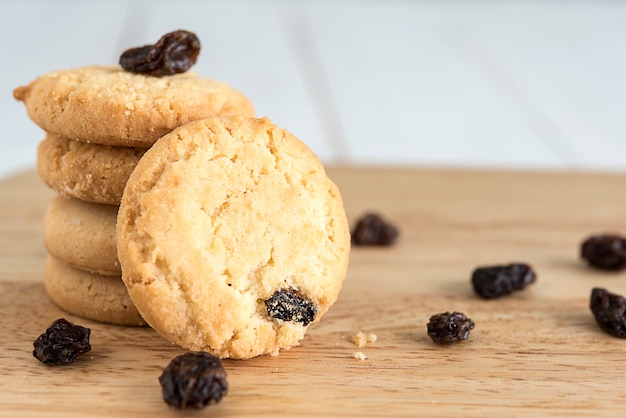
[117,116,351,359]
[37,134,145,205]
[14,65,254,148]
[44,256,145,326]
[43,195,120,276]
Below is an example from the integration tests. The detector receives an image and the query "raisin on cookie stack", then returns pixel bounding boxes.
[13,31,254,326]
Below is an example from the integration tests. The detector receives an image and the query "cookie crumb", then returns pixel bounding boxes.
[353,351,367,361]
[350,331,378,348]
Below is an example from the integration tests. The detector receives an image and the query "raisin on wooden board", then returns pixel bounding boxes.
[159,352,228,410]
[581,234,626,271]
[264,288,317,326]
[351,213,399,246]
[471,263,536,299]
[119,30,200,76]
[32,318,91,366]
[427,312,474,345]
[590,288,626,338]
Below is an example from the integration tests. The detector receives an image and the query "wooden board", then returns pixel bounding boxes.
[2,167,626,417]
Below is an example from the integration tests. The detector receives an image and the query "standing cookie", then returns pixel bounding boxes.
[117,116,350,359]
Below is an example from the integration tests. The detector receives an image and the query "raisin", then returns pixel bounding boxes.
[159,352,228,410]
[590,288,626,338]
[351,212,399,246]
[427,312,474,345]
[471,263,536,299]
[119,30,200,77]
[33,318,91,366]
[581,234,626,271]
[264,288,317,326]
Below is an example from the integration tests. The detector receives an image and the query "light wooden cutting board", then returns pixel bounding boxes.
[2,167,626,417]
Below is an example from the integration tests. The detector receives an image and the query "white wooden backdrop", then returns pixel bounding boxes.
[2,0,626,179]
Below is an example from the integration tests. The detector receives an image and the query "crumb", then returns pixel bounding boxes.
[350,330,378,348]
[353,351,367,361]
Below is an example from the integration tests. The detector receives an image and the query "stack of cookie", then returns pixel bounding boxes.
[14,65,254,326]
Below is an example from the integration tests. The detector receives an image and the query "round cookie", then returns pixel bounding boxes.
[44,256,146,326]
[117,116,351,359]
[14,65,255,148]
[44,195,120,276]
[38,134,145,205]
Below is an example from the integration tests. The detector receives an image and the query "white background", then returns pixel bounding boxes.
[2,0,626,180]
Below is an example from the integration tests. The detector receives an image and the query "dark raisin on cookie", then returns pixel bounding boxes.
[33,318,91,366]
[264,288,317,326]
[351,212,399,246]
[590,287,626,338]
[119,30,200,76]
[427,312,474,345]
[159,352,228,410]
[471,263,536,299]
[581,234,626,271]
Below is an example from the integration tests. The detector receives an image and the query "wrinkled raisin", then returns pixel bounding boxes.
[159,352,228,410]
[427,312,474,345]
[581,234,626,271]
[119,30,200,77]
[471,263,536,299]
[351,213,399,246]
[33,318,91,365]
[590,288,626,338]
[264,288,317,326]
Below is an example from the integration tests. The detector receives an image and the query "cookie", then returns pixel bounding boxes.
[38,134,145,205]
[117,116,351,359]
[14,65,255,148]
[43,195,120,276]
[44,256,146,326]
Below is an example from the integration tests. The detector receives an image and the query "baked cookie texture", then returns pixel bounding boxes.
[38,134,145,205]
[14,66,255,148]
[44,195,120,276]
[44,256,146,326]
[117,116,350,359]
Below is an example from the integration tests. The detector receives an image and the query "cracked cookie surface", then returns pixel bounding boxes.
[116,116,350,359]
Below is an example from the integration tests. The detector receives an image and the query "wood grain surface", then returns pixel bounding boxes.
[2,167,626,417]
